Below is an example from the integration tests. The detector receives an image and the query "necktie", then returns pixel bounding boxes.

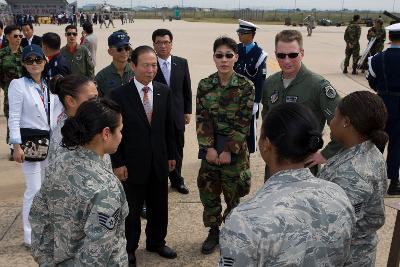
[162,61,170,86]
[142,87,152,124]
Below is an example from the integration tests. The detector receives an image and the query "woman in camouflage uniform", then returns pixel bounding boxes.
[47,74,98,166]
[318,91,388,267]
[30,98,129,266]
[196,36,254,254]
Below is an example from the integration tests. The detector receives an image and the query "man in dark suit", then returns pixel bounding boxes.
[42,32,71,79]
[21,22,42,48]
[152,28,192,194]
[110,46,177,267]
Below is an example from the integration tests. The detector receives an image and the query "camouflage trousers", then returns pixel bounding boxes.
[344,43,360,68]
[2,85,9,143]
[197,154,251,228]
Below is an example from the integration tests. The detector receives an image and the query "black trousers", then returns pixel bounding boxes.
[169,126,184,186]
[123,171,168,252]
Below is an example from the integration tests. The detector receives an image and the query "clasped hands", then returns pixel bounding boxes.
[113,160,176,182]
[206,148,231,165]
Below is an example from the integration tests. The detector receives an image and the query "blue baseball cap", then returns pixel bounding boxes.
[108,31,130,48]
[22,44,45,60]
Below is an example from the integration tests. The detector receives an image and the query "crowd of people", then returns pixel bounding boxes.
[0,16,399,267]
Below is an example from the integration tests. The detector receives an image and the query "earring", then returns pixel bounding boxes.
[343,125,347,128]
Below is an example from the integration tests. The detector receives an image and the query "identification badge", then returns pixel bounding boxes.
[285,96,298,103]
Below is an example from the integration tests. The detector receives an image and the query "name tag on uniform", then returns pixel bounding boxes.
[285,96,298,103]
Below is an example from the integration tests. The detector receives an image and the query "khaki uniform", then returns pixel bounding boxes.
[318,141,388,266]
[30,147,128,266]
[95,62,134,97]
[61,44,94,78]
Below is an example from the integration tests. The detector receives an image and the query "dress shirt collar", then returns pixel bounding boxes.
[134,77,153,92]
[28,36,33,45]
[158,55,172,66]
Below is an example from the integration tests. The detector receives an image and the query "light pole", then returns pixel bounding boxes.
[393,0,397,12]
[239,0,241,10]
[341,0,345,21]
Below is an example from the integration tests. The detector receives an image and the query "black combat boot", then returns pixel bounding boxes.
[388,179,400,195]
[201,226,219,254]
[352,68,357,75]
[343,67,348,74]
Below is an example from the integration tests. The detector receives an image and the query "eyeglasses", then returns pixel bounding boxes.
[116,46,131,52]
[275,52,300,59]
[66,32,78,36]
[23,57,44,65]
[13,34,23,39]
[214,53,235,59]
[155,41,171,46]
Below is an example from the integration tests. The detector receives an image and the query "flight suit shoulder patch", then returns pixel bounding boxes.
[324,84,337,99]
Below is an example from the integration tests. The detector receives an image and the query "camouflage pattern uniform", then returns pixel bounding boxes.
[318,141,387,267]
[48,112,112,170]
[219,168,356,267]
[30,147,128,266]
[60,45,94,78]
[367,26,386,56]
[196,72,254,227]
[0,46,23,141]
[344,20,361,69]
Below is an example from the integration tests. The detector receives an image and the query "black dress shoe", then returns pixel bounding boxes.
[171,183,189,194]
[388,180,400,195]
[146,245,177,259]
[140,206,147,219]
[128,252,136,267]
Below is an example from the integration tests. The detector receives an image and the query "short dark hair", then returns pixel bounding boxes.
[353,14,360,21]
[275,30,303,49]
[260,103,323,164]
[338,91,388,152]
[65,24,77,32]
[21,22,33,30]
[42,32,61,50]
[82,22,93,34]
[130,45,156,65]
[4,25,20,36]
[0,21,3,30]
[213,36,238,53]
[152,29,173,42]
[49,74,94,108]
[61,98,121,148]
[389,31,400,42]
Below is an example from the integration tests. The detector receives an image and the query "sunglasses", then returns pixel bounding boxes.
[238,31,252,35]
[66,32,78,36]
[23,57,44,65]
[276,52,300,59]
[214,53,235,59]
[13,34,23,39]
[116,46,131,52]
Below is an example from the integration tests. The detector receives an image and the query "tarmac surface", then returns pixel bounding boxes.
[0,19,398,266]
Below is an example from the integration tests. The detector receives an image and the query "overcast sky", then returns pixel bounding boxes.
[0,0,398,12]
[78,0,398,11]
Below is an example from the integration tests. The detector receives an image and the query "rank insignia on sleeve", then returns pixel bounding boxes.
[98,208,120,230]
[324,85,337,99]
[219,256,235,266]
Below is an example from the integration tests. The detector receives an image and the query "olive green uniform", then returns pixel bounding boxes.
[61,44,94,78]
[261,64,342,176]
[95,62,134,97]
[196,72,254,228]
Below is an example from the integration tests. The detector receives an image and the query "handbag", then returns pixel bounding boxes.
[20,81,51,161]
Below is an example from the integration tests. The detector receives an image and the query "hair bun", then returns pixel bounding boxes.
[49,74,64,95]
[308,134,324,152]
